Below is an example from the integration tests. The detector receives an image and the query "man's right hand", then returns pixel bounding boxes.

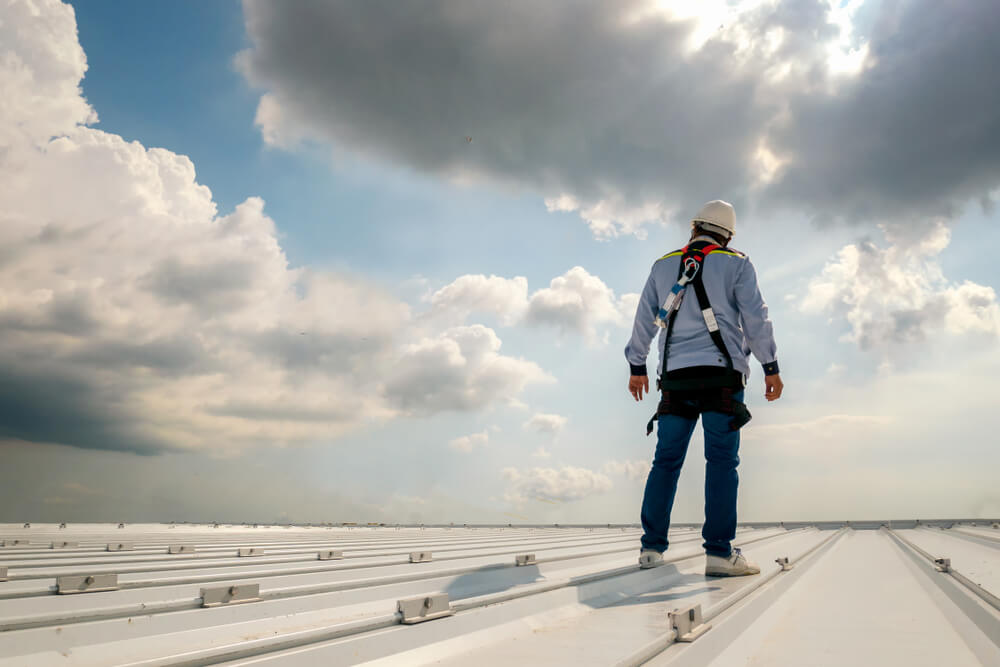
[765,374,784,401]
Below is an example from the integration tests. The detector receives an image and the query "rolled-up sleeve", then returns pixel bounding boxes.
[624,266,660,376]
[734,257,779,374]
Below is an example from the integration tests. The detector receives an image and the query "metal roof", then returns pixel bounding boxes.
[1,521,997,666]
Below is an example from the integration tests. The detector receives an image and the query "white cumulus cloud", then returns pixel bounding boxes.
[602,459,651,483]
[431,267,637,343]
[0,0,552,455]
[429,274,529,326]
[800,223,1000,349]
[384,325,552,415]
[524,413,568,435]
[449,430,489,453]
[502,465,612,504]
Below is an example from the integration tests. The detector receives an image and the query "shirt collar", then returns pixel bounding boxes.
[692,234,727,245]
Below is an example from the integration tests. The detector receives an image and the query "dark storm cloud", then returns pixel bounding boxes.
[205,400,358,423]
[241,0,1000,229]
[0,364,170,455]
[67,338,210,374]
[240,0,784,221]
[765,0,1000,224]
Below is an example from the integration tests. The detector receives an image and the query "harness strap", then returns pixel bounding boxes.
[659,241,729,380]
[646,388,753,435]
[691,271,734,373]
[646,240,749,435]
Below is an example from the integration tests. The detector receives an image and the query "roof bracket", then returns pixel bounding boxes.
[107,543,134,552]
[2,540,28,547]
[398,593,453,624]
[0,566,7,582]
[238,548,264,557]
[515,554,537,566]
[168,545,195,554]
[670,603,712,642]
[57,574,119,594]
[50,541,78,549]
[201,584,261,607]
[409,551,432,563]
[934,557,951,572]
[775,556,794,571]
[317,550,343,560]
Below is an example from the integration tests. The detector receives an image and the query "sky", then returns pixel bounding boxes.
[1,0,999,525]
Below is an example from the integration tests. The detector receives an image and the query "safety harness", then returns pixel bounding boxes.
[645,240,752,435]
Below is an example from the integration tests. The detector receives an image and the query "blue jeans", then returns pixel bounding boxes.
[640,390,742,558]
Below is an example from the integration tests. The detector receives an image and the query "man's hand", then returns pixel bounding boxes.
[629,375,649,401]
[765,373,784,401]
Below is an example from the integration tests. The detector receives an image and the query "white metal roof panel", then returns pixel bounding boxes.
[0,522,997,666]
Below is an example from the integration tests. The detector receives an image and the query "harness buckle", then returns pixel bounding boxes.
[682,256,701,281]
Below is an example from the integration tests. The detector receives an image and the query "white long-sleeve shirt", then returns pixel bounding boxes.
[624,239,779,379]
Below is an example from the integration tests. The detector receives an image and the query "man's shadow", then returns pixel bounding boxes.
[579,564,721,608]
[443,563,545,600]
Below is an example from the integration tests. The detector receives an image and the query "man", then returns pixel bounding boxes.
[624,200,782,576]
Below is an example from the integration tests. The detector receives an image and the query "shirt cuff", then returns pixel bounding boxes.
[629,363,648,376]
[762,361,780,376]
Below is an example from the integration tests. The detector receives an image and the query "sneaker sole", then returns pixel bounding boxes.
[705,568,760,577]
[639,553,665,569]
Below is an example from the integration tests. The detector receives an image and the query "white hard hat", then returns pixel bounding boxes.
[692,200,735,236]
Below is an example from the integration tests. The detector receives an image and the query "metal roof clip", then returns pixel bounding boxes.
[775,556,793,571]
[107,543,134,551]
[934,558,951,572]
[0,566,7,582]
[57,574,119,594]
[238,548,264,557]
[201,584,261,607]
[670,603,711,642]
[409,551,432,563]
[168,545,195,554]
[398,593,453,624]
[515,554,537,566]
[317,550,343,560]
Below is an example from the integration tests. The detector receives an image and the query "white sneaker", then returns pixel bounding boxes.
[705,547,760,577]
[639,548,664,569]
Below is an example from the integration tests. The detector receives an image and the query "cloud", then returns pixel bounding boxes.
[763,0,1000,227]
[384,325,552,415]
[524,413,568,435]
[430,267,636,341]
[800,224,1000,348]
[0,0,550,455]
[429,274,529,326]
[449,429,489,452]
[524,267,635,340]
[0,0,97,147]
[502,465,612,504]
[239,0,1000,237]
[743,414,893,453]
[602,459,651,482]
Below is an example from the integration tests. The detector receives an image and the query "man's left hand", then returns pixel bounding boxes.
[628,375,649,401]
